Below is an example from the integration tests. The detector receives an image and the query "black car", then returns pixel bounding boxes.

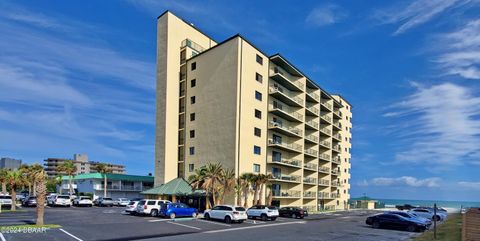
[278,207,308,219]
[366,213,428,232]
[395,204,416,210]
[22,196,37,207]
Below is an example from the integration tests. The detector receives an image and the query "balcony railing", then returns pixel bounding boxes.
[319,140,331,148]
[269,85,303,106]
[319,127,331,136]
[268,139,303,152]
[304,148,318,157]
[272,190,301,198]
[319,153,331,161]
[272,66,304,90]
[333,110,342,117]
[321,99,332,110]
[306,91,320,102]
[332,156,341,164]
[332,182,341,187]
[333,145,341,152]
[270,174,302,183]
[271,157,302,168]
[304,134,318,143]
[306,105,320,116]
[318,166,330,174]
[268,121,303,136]
[318,192,331,199]
[269,102,303,121]
[303,162,318,170]
[321,114,332,123]
[303,177,317,184]
[331,193,340,198]
[318,179,330,186]
[303,191,317,198]
[305,120,319,129]
[331,169,340,175]
[333,121,342,129]
[333,133,342,141]
[181,39,206,53]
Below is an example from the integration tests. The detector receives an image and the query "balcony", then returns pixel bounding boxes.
[303,177,317,185]
[332,181,341,187]
[268,121,302,137]
[318,166,330,174]
[61,184,78,189]
[332,156,341,165]
[303,191,317,198]
[332,133,342,142]
[319,140,331,149]
[181,38,206,53]
[305,120,319,130]
[319,153,331,161]
[333,109,342,118]
[318,192,332,199]
[332,145,341,152]
[319,127,331,136]
[268,139,303,153]
[333,121,342,130]
[272,190,301,198]
[270,157,302,168]
[318,179,330,187]
[304,148,318,157]
[93,184,120,191]
[305,105,320,116]
[269,85,303,107]
[270,174,302,183]
[331,193,340,198]
[269,102,303,122]
[320,99,332,110]
[304,134,318,144]
[270,66,304,92]
[306,91,320,103]
[320,114,332,124]
[331,169,340,176]
[303,162,318,171]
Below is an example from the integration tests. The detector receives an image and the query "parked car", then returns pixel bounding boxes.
[395,204,416,210]
[136,199,171,216]
[73,196,93,207]
[113,198,130,206]
[203,205,247,224]
[409,208,447,221]
[366,213,428,232]
[278,206,308,219]
[0,195,13,207]
[246,205,279,221]
[385,211,432,226]
[22,196,37,207]
[48,195,72,207]
[125,201,139,214]
[94,197,114,207]
[160,202,198,219]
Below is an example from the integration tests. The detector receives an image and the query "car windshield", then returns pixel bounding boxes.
[81,197,91,200]
[0,196,11,199]
[235,207,246,211]
[58,195,70,199]
[268,206,278,210]
[128,201,136,205]
[138,201,146,205]
[103,198,112,200]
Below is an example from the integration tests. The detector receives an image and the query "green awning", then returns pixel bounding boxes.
[61,173,154,182]
[141,178,193,195]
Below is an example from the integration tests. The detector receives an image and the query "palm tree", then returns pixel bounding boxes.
[29,164,44,195]
[256,174,272,205]
[266,183,274,206]
[234,179,243,206]
[6,170,23,211]
[57,161,77,196]
[219,168,235,204]
[188,167,209,209]
[0,169,8,195]
[19,164,33,194]
[251,174,260,206]
[239,173,254,207]
[33,169,46,225]
[95,163,111,197]
[202,163,223,207]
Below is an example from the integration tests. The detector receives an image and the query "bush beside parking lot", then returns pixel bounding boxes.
[413,213,462,241]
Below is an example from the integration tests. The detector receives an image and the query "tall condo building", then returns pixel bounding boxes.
[155,11,352,211]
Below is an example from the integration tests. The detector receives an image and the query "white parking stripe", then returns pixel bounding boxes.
[0,233,6,241]
[59,229,83,241]
[244,220,265,224]
[148,219,170,222]
[167,221,201,230]
[196,219,231,227]
[203,221,305,234]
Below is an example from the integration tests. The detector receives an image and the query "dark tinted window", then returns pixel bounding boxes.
[0,196,11,199]
[255,73,263,83]
[256,54,263,65]
[268,206,278,210]
[104,198,112,200]
[138,201,146,205]
[223,206,233,211]
[147,201,155,205]
[191,79,196,87]
[235,207,246,211]
[191,62,196,70]
[58,195,69,199]
[212,206,222,210]
[128,201,135,205]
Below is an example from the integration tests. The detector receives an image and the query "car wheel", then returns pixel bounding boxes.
[151,209,158,217]
[260,214,268,221]
[372,221,380,229]
[170,213,176,219]
[238,220,244,224]
[291,213,296,219]
[204,213,210,220]
[407,225,416,232]
[224,216,232,224]
[271,217,277,221]
[192,212,197,218]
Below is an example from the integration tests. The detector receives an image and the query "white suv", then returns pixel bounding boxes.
[136,199,171,216]
[48,195,72,207]
[204,205,247,223]
[246,205,279,221]
[73,196,93,207]
[0,195,13,207]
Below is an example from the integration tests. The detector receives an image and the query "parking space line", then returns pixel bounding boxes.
[148,219,170,222]
[167,221,201,230]
[59,228,83,241]
[203,221,305,234]
[196,219,231,227]
[0,233,6,241]
[244,220,265,224]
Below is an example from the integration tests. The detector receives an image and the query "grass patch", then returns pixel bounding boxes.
[0,224,61,231]
[0,209,28,213]
[413,213,462,241]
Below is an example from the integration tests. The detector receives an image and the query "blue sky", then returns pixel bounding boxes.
[1,0,479,201]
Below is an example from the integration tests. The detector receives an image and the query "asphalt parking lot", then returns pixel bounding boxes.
[0,206,419,241]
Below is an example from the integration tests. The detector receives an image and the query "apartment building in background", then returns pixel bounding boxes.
[155,11,352,211]
[44,154,125,178]
[0,157,22,170]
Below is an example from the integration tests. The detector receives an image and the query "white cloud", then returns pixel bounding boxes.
[364,176,441,187]
[458,181,480,189]
[386,82,480,166]
[434,19,480,79]
[374,0,475,35]
[306,4,347,27]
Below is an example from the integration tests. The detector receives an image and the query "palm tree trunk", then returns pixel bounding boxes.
[267,188,273,206]
[69,175,73,196]
[257,184,264,205]
[243,187,249,207]
[36,177,46,225]
[33,182,37,197]
[28,184,32,195]
[1,182,6,194]
[104,175,107,197]
[10,185,16,211]
[211,185,216,206]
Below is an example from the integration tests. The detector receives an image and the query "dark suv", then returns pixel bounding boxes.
[278,206,308,219]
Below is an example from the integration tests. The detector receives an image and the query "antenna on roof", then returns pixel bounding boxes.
[190,23,194,26]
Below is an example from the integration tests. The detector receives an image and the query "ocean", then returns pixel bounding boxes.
[377,198,480,210]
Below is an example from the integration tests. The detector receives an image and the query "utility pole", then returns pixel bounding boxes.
[433,203,437,240]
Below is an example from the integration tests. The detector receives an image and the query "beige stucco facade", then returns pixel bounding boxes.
[155,11,352,211]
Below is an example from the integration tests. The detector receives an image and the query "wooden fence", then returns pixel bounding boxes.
[463,208,480,241]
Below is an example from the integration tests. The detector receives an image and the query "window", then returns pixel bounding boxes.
[272,151,281,162]
[253,164,260,173]
[256,54,263,65]
[190,130,195,138]
[254,109,262,119]
[191,62,196,70]
[189,164,194,172]
[189,147,195,155]
[190,96,196,104]
[254,127,261,137]
[254,145,261,155]
[255,91,262,101]
[191,79,196,87]
[190,113,195,121]
[147,201,155,205]
[255,73,263,83]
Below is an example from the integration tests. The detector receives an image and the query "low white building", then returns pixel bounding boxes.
[60,173,154,200]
